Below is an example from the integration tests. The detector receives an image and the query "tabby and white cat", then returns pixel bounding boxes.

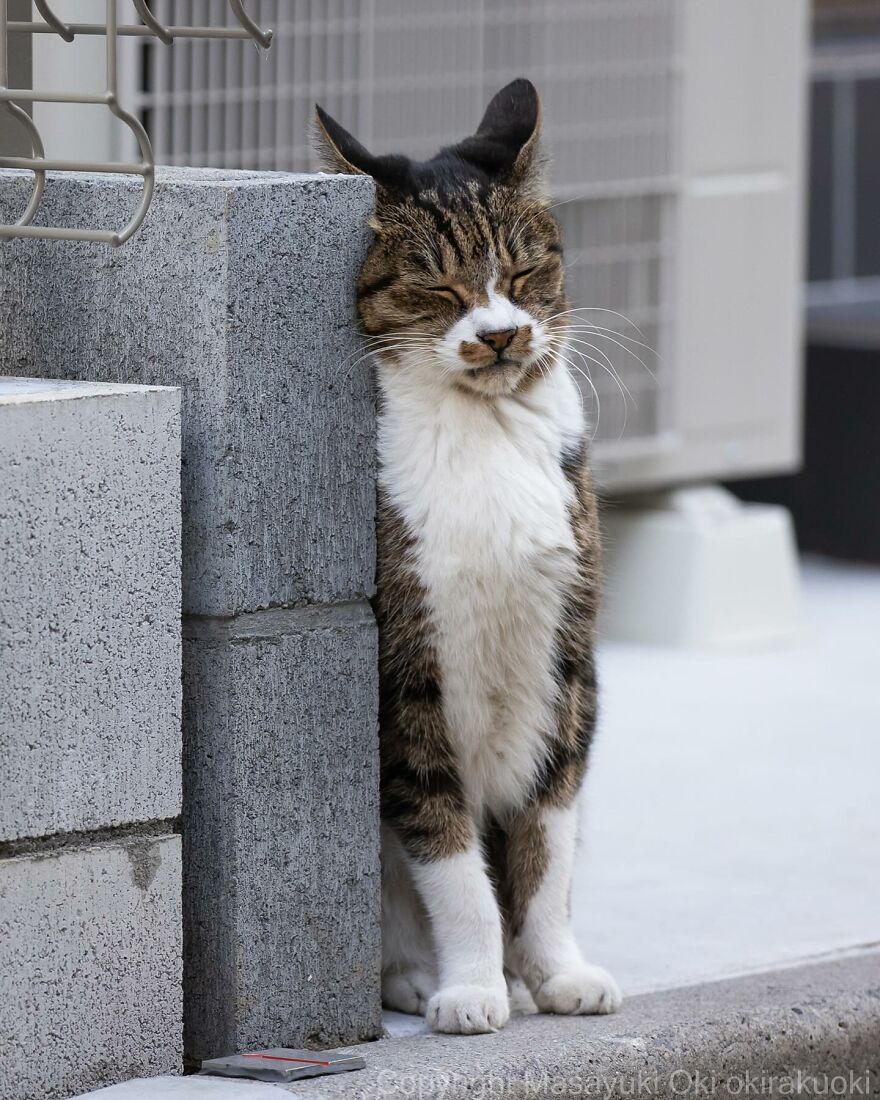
[316,79,621,1035]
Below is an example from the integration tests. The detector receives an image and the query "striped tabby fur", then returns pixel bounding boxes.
[316,79,620,1034]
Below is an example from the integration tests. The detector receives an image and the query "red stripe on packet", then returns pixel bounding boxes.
[240,1053,332,1067]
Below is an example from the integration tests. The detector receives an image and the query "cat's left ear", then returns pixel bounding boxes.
[453,79,545,192]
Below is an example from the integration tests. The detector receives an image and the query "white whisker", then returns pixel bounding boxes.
[544,305,645,337]
[563,336,636,405]
[559,341,629,439]
[547,345,601,440]
[565,323,659,360]
[564,327,658,385]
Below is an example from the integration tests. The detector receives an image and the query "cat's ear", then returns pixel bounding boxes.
[314,105,412,193]
[314,105,377,176]
[453,79,544,191]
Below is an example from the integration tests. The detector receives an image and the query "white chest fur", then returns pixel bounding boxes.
[378,358,586,817]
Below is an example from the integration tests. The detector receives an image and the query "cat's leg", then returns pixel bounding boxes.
[408,837,509,1033]
[381,824,437,1015]
[497,635,621,1016]
[376,493,508,1033]
[382,739,509,1033]
[502,800,621,1015]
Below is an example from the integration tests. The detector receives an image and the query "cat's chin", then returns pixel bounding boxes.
[453,360,531,398]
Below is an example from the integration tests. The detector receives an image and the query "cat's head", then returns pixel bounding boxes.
[315,79,567,398]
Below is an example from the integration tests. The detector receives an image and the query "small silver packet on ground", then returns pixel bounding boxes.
[201,1047,366,1083]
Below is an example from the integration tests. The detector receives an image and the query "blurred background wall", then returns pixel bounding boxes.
[29,1,878,565]
[31,0,808,499]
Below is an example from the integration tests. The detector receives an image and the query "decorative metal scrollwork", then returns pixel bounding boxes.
[0,0,274,244]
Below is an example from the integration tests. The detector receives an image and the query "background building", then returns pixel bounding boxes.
[736,0,880,563]
[33,0,808,493]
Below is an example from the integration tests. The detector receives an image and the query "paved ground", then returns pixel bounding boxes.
[577,554,880,994]
[80,952,880,1098]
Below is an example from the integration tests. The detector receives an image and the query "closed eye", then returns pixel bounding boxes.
[425,285,466,309]
[510,267,537,299]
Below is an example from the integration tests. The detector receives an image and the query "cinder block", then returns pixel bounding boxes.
[0,168,376,616]
[182,603,382,1060]
[0,378,181,840]
[0,170,382,1061]
[0,834,183,1100]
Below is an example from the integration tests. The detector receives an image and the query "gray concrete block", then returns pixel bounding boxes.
[0,168,376,617]
[0,834,183,1100]
[0,378,181,840]
[182,602,382,1061]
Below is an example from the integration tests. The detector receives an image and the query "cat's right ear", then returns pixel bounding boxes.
[314,105,412,196]
[314,105,377,176]
[452,79,546,197]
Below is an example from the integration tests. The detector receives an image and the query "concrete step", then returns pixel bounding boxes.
[73,952,880,1100]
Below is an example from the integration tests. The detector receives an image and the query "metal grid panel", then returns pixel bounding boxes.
[128,0,681,450]
[556,194,672,446]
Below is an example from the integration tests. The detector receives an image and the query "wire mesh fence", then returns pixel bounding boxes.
[125,0,682,452]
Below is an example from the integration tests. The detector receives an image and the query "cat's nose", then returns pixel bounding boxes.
[477,327,518,354]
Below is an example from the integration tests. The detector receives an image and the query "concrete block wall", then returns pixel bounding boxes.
[0,378,182,1100]
[183,604,379,1054]
[0,168,383,1063]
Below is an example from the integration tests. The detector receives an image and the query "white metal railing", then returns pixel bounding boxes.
[0,0,273,244]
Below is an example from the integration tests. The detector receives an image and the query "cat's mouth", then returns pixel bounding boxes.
[457,325,536,380]
[466,357,521,378]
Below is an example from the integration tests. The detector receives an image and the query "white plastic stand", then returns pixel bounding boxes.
[600,485,802,648]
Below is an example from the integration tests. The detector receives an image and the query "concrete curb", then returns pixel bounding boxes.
[71,953,880,1099]
[286,952,880,1099]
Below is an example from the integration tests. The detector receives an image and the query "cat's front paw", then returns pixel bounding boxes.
[535,965,622,1016]
[426,984,510,1034]
[382,968,437,1015]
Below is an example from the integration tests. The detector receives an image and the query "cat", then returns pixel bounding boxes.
[315,78,621,1035]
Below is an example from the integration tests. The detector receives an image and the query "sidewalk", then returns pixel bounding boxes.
[576,554,880,994]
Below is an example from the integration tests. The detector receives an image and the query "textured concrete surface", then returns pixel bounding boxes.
[76,1080,281,1099]
[0,377,181,840]
[0,167,376,616]
[0,834,183,1100]
[573,555,880,996]
[183,602,382,1062]
[0,168,381,1066]
[283,952,880,1099]
[69,952,880,1100]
